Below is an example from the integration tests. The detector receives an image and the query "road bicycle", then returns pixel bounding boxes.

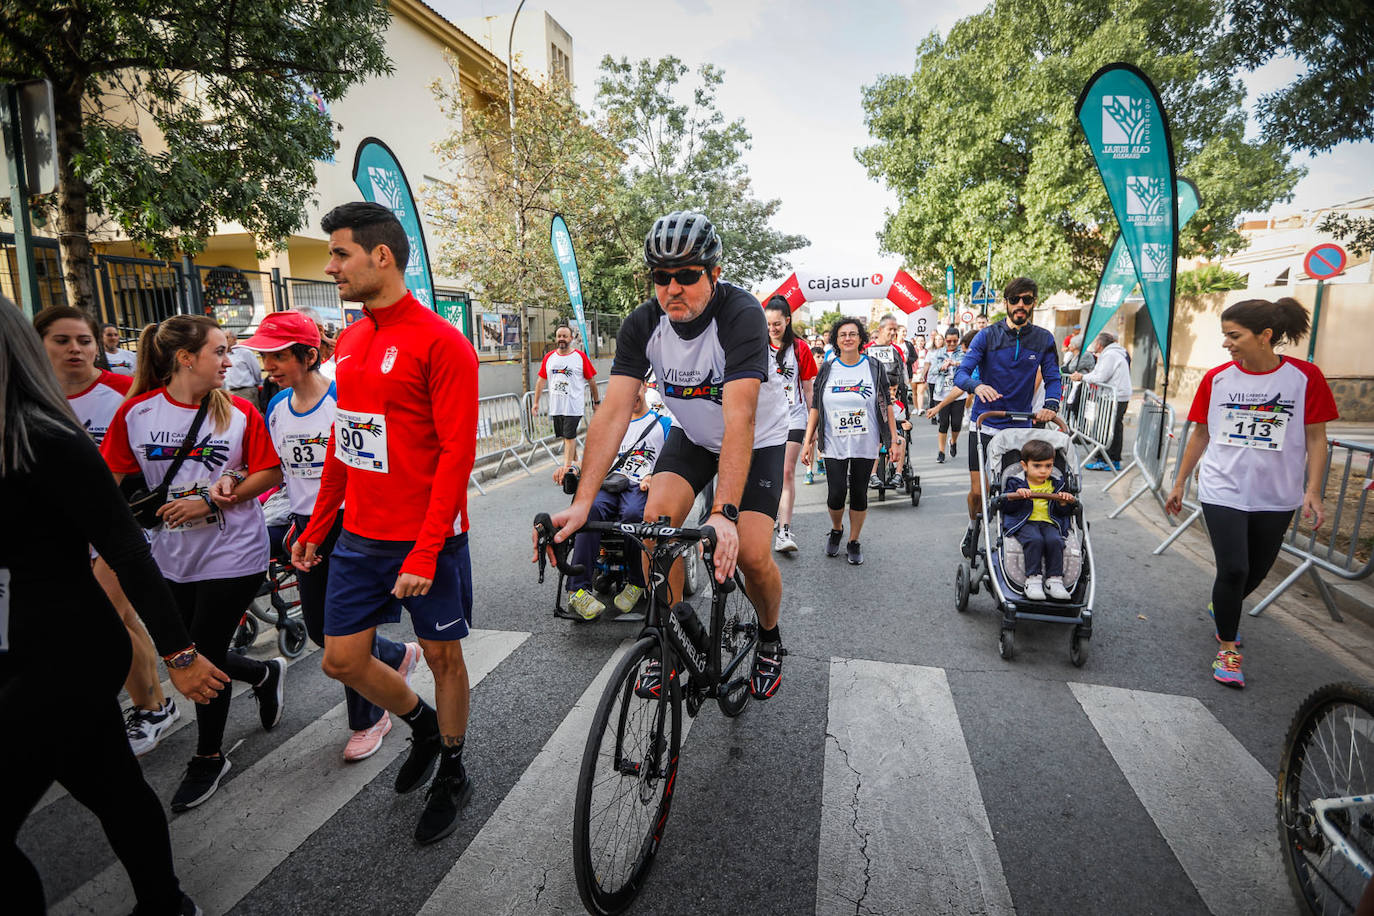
[534,512,760,915]
[1276,681,1374,915]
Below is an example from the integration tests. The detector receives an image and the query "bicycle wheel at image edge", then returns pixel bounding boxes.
[714,572,758,718]
[1277,681,1374,915]
[573,635,683,915]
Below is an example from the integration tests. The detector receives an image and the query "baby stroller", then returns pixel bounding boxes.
[956,411,1095,665]
[871,426,921,507]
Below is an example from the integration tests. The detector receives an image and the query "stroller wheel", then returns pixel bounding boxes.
[279,620,309,659]
[910,485,921,508]
[998,628,1015,661]
[955,563,970,612]
[232,615,259,653]
[1070,630,1089,668]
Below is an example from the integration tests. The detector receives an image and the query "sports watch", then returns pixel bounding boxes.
[713,503,740,524]
[163,645,200,670]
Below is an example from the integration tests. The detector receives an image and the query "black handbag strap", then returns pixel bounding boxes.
[606,413,658,477]
[155,396,212,501]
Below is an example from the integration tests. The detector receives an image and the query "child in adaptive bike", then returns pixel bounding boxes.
[1002,438,1077,601]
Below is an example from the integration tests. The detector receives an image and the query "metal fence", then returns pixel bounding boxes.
[280,277,345,328]
[1068,381,1116,469]
[1106,391,1176,519]
[520,390,594,466]
[1151,420,1205,556]
[471,394,536,494]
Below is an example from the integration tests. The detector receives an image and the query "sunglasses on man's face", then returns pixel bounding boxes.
[1008,294,1036,306]
[652,268,706,287]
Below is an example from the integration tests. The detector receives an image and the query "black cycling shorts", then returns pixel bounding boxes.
[938,400,966,434]
[967,430,997,472]
[787,427,806,444]
[653,426,785,520]
[551,414,581,440]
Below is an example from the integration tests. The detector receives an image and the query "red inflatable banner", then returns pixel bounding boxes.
[763,265,933,315]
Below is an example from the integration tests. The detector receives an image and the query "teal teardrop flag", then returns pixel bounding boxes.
[1083,177,1199,346]
[550,214,591,349]
[351,137,436,310]
[1075,64,1179,366]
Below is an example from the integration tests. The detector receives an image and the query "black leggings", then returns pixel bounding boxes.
[2,685,183,915]
[166,572,268,757]
[1200,503,1294,642]
[824,457,875,512]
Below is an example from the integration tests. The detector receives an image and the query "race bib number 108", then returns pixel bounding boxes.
[335,410,390,472]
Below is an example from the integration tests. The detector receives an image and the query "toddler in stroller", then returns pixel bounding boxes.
[1001,438,1077,601]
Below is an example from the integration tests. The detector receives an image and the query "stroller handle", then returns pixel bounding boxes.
[975,410,1068,433]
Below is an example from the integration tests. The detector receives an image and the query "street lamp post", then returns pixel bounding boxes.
[507,0,530,393]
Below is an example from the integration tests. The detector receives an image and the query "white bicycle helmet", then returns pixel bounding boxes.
[644,211,722,269]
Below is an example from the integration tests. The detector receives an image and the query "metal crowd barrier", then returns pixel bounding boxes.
[1249,438,1374,620]
[1106,392,1175,519]
[1068,381,1116,470]
[1151,420,1205,556]
[520,390,594,467]
[471,394,534,494]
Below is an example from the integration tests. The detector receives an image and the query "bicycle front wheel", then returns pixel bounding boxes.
[1277,681,1374,915]
[715,572,758,718]
[573,635,683,915]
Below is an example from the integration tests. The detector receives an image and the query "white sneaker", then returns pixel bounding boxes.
[126,699,180,757]
[775,525,798,553]
[1046,577,1072,601]
[1024,576,1046,601]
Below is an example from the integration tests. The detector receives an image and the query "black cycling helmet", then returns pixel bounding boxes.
[644,210,722,269]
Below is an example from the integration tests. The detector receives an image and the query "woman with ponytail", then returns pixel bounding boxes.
[1166,297,1338,689]
[764,296,817,553]
[102,315,286,811]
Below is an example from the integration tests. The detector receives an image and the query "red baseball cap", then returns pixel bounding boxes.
[238,310,321,351]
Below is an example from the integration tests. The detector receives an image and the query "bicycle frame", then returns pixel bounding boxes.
[1312,796,1374,880]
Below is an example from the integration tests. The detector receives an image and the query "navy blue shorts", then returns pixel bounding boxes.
[324,534,473,641]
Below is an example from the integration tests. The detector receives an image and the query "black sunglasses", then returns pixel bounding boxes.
[1008,293,1036,305]
[652,268,707,286]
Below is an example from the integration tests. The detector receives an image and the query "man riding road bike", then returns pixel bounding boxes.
[542,210,791,700]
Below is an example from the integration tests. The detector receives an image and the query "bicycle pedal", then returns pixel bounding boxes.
[685,691,703,718]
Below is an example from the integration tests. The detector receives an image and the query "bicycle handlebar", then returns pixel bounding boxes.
[532,513,718,583]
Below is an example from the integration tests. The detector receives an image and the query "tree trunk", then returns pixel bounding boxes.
[51,75,98,317]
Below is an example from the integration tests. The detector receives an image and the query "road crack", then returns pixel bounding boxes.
[827,728,872,915]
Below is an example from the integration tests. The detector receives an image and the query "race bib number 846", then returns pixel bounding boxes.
[832,407,869,436]
[335,409,389,472]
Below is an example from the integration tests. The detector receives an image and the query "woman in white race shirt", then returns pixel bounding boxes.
[764,297,817,554]
[102,315,286,811]
[802,317,901,566]
[34,307,180,756]
[1166,298,1337,689]
[240,310,419,763]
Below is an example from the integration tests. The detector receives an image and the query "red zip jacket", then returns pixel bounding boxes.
[301,292,479,580]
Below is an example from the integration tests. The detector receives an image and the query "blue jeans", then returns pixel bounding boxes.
[568,488,649,593]
[1016,520,1064,578]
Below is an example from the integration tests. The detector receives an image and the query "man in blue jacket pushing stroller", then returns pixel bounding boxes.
[1002,438,1077,601]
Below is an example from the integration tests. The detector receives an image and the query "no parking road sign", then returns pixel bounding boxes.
[1304,244,1347,280]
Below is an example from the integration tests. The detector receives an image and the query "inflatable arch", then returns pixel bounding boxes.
[763,263,941,337]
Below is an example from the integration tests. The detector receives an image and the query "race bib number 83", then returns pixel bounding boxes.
[335,409,390,472]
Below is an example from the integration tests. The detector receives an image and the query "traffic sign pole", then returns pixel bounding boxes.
[1301,243,1345,363]
[1,83,41,319]
[1308,280,1324,362]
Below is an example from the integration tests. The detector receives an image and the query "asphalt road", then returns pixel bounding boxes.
[22,416,1371,915]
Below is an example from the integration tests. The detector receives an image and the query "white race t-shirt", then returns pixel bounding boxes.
[266,383,337,516]
[822,356,882,460]
[1188,357,1338,512]
[768,340,819,431]
[104,348,137,375]
[102,389,278,582]
[539,348,596,418]
[69,371,131,445]
[615,410,672,485]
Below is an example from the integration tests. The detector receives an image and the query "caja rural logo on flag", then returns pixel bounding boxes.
[1102,95,1151,150]
[1126,176,1168,220]
[1141,243,1172,280]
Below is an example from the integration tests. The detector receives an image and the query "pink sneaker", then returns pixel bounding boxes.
[344,712,392,762]
[398,641,422,686]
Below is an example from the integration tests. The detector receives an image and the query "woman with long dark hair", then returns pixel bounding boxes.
[102,315,285,809]
[2,298,222,915]
[764,296,817,553]
[1166,298,1337,688]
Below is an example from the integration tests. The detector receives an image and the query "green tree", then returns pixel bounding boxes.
[425,64,621,391]
[810,307,847,338]
[1220,0,1374,153]
[857,0,1302,296]
[1176,263,1248,296]
[0,1,391,313]
[594,56,809,303]
[1316,212,1374,258]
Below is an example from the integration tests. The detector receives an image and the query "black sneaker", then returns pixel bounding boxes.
[252,657,286,730]
[634,659,664,699]
[170,755,230,812]
[937,451,946,464]
[414,767,474,845]
[949,439,958,458]
[174,893,203,915]
[750,640,786,700]
[395,732,442,794]
[825,528,844,557]
[846,540,863,565]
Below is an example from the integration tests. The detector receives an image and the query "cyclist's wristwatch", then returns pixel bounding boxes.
[712,503,740,524]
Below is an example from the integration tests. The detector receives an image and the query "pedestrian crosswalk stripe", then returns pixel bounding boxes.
[1068,682,1291,916]
[816,658,1014,915]
[52,629,529,916]
[32,640,322,817]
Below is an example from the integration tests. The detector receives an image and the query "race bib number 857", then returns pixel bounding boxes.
[335,409,389,472]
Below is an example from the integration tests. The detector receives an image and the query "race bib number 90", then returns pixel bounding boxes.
[831,407,869,437]
[335,410,389,472]
[1219,406,1287,451]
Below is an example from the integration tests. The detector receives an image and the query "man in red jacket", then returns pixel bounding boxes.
[291,201,479,845]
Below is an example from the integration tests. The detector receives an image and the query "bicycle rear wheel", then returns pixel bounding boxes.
[573,635,683,915]
[715,573,758,718]
[1277,681,1374,915]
